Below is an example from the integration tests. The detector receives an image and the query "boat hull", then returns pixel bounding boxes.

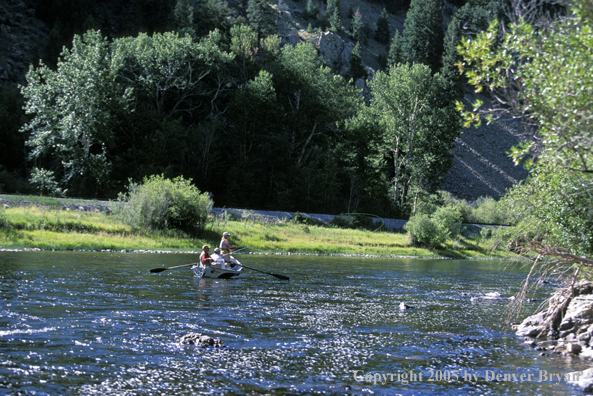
[192,256,242,279]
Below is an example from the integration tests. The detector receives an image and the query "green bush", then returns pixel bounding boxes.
[329,215,350,228]
[290,212,325,226]
[329,213,383,231]
[432,206,462,239]
[117,175,212,234]
[404,213,447,248]
[29,168,67,197]
[468,196,510,225]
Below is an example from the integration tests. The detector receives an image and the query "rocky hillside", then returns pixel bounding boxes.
[0,0,530,202]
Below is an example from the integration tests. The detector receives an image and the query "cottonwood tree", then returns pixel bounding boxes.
[457,0,593,319]
[367,63,460,211]
[22,30,129,196]
[22,30,234,197]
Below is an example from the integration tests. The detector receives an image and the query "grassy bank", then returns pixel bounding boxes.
[0,202,515,259]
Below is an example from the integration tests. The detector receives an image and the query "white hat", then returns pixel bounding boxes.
[223,232,230,236]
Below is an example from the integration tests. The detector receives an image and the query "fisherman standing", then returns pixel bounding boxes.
[220,232,238,263]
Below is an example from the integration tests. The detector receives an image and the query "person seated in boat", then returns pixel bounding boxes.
[199,245,213,266]
[210,248,226,269]
[220,232,238,263]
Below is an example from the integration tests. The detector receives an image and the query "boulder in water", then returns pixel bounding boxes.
[179,332,226,348]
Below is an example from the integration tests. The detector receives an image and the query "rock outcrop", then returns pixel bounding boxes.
[317,31,354,77]
[516,281,593,392]
[516,281,593,355]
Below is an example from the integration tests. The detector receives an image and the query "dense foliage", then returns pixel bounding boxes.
[359,63,461,214]
[458,0,593,268]
[3,0,487,219]
[389,0,444,73]
[117,175,213,234]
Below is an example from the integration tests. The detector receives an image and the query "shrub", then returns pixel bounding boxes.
[329,213,382,231]
[432,206,462,239]
[404,213,447,248]
[290,212,325,226]
[468,196,509,225]
[117,175,212,234]
[329,215,350,228]
[29,168,67,197]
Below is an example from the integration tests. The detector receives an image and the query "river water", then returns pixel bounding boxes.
[0,252,588,395]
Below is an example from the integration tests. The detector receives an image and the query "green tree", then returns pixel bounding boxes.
[440,16,464,103]
[115,30,233,122]
[328,0,342,32]
[271,43,361,211]
[367,63,461,210]
[22,30,234,197]
[305,0,319,19]
[21,30,129,196]
[400,0,444,73]
[350,41,365,80]
[229,24,260,82]
[225,70,280,206]
[457,0,593,297]
[247,0,276,44]
[388,29,404,66]
[375,8,391,45]
[351,8,365,43]
[172,0,195,34]
[195,0,232,35]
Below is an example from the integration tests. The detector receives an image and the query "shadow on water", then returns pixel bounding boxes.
[0,252,588,395]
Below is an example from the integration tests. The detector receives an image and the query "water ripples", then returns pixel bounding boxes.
[1,252,589,395]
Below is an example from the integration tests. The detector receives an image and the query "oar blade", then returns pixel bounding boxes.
[273,273,290,281]
[149,268,168,273]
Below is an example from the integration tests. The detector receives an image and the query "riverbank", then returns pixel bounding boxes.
[0,196,515,260]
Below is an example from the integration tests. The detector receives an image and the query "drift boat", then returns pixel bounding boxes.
[192,254,243,279]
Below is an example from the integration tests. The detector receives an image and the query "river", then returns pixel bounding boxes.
[0,252,588,395]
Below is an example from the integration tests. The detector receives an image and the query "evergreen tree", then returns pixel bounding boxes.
[172,0,195,34]
[401,0,444,73]
[388,30,404,67]
[195,0,232,35]
[305,0,318,19]
[328,0,342,32]
[351,8,365,43]
[247,0,276,43]
[350,42,365,80]
[440,16,464,103]
[316,10,329,31]
[374,8,390,45]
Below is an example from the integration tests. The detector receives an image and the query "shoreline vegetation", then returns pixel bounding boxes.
[0,194,517,261]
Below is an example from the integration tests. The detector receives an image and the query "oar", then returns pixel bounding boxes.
[149,263,196,273]
[241,264,290,280]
